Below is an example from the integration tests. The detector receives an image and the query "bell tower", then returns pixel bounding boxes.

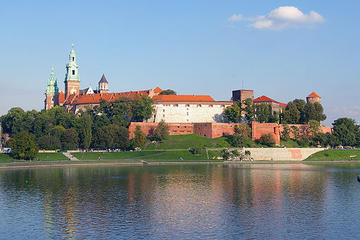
[45,66,59,110]
[64,44,80,97]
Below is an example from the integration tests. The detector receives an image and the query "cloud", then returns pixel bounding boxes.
[229,6,324,30]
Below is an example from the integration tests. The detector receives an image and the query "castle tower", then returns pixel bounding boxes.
[98,74,109,93]
[306,91,321,104]
[64,44,80,97]
[45,66,59,110]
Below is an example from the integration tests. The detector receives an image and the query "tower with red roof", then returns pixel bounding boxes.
[306,92,321,104]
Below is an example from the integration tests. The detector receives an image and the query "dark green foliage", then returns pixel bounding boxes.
[227,134,246,147]
[332,118,359,146]
[189,147,202,155]
[61,128,79,150]
[74,112,92,149]
[37,135,61,150]
[7,131,39,160]
[283,102,300,124]
[221,149,231,160]
[234,123,251,137]
[281,124,290,140]
[282,100,326,124]
[224,101,242,123]
[153,120,169,141]
[243,98,256,122]
[159,89,177,95]
[133,126,147,148]
[255,103,272,123]
[92,124,129,150]
[259,134,275,147]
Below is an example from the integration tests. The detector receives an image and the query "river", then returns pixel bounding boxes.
[0,164,360,239]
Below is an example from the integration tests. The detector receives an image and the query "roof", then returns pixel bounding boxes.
[58,91,65,105]
[64,90,151,105]
[253,95,287,108]
[99,74,108,84]
[153,87,162,93]
[253,96,278,103]
[152,95,215,102]
[307,91,320,98]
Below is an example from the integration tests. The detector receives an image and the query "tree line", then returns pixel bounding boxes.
[224,98,326,124]
[0,96,161,159]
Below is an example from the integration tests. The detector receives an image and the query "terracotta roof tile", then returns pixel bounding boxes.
[152,95,215,102]
[307,91,320,98]
[279,103,287,108]
[253,95,278,103]
[153,87,163,93]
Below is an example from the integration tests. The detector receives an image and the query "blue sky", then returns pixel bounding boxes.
[0,0,359,125]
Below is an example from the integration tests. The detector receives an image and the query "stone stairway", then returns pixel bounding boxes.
[62,152,79,161]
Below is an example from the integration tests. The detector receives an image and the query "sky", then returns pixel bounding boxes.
[0,0,359,125]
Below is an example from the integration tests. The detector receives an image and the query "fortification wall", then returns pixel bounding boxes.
[243,148,324,161]
[251,122,280,145]
[128,122,194,138]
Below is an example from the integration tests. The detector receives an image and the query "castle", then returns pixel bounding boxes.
[45,46,325,144]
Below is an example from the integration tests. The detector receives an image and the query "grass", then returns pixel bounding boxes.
[280,139,300,148]
[72,149,223,162]
[305,149,360,161]
[35,153,69,161]
[0,153,13,163]
[145,134,231,150]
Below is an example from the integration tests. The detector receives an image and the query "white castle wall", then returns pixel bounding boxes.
[148,103,232,123]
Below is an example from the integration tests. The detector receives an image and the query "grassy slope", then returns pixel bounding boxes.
[36,153,69,161]
[145,134,230,150]
[280,139,300,148]
[305,149,360,161]
[0,153,13,163]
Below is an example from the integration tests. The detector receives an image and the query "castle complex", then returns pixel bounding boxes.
[45,46,326,144]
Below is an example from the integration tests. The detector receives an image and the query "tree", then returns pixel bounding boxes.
[133,126,146,148]
[37,135,61,150]
[61,128,79,150]
[153,120,169,141]
[283,102,300,124]
[255,103,272,123]
[159,89,177,95]
[7,131,39,160]
[332,118,358,146]
[131,96,155,122]
[234,123,251,137]
[224,101,242,123]
[291,126,300,140]
[259,134,276,147]
[243,98,256,122]
[293,99,306,123]
[227,134,246,147]
[75,112,92,149]
[308,120,321,137]
[304,102,326,123]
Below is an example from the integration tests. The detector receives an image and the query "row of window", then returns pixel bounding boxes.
[160,104,226,108]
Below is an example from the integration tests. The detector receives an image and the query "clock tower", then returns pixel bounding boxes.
[64,44,80,97]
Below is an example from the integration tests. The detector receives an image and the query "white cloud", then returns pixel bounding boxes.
[229,6,324,30]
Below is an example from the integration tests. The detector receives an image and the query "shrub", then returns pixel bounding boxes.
[259,134,276,147]
[7,131,39,160]
[153,120,169,141]
[133,126,147,148]
[189,147,202,155]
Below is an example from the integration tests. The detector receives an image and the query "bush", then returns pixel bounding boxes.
[189,147,202,155]
[153,120,169,141]
[7,131,39,160]
[133,126,147,148]
[259,134,276,147]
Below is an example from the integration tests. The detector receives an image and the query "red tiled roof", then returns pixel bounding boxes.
[279,103,287,108]
[152,95,215,102]
[64,90,151,105]
[253,96,278,103]
[307,91,320,98]
[153,87,162,93]
[254,95,287,108]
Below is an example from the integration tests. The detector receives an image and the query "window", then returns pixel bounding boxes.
[187,112,189,116]
[72,57,74,61]
[163,109,165,112]
[72,70,75,75]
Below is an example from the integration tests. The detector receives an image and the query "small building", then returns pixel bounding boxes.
[253,95,287,113]
[306,91,321,104]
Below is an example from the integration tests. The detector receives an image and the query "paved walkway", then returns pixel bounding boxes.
[62,152,79,161]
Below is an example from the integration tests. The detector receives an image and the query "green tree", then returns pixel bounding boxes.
[224,101,242,123]
[255,103,272,123]
[1,107,26,135]
[159,89,177,95]
[153,120,169,141]
[291,126,300,140]
[281,124,291,140]
[308,120,321,137]
[37,135,61,150]
[283,102,300,124]
[131,96,155,122]
[133,126,147,148]
[293,99,307,123]
[259,133,276,147]
[304,102,326,123]
[61,128,79,150]
[7,131,39,160]
[234,123,251,137]
[332,118,358,146]
[243,98,256,122]
[75,112,92,149]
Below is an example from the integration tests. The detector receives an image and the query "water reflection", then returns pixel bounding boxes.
[0,164,360,239]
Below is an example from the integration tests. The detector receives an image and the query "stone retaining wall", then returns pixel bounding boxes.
[244,148,325,161]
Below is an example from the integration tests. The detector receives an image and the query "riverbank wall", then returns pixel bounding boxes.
[244,148,325,161]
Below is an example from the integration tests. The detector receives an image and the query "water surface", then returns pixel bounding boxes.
[1,164,360,239]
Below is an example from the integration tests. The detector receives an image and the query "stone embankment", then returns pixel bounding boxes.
[62,152,79,161]
[243,148,325,161]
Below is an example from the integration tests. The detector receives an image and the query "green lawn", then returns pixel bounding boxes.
[72,149,223,162]
[0,153,13,163]
[35,153,69,161]
[145,134,231,150]
[305,149,360,161]
[280,139,300,148]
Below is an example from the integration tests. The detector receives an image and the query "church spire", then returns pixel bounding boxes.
[64,44,80,97]
[46,66,59,95]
